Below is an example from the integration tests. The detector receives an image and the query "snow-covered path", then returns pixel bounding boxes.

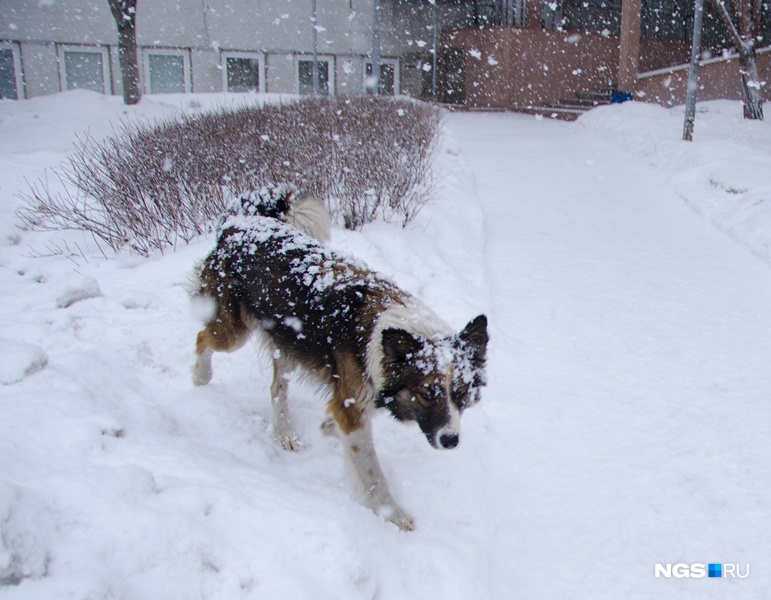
[448,112,771,598]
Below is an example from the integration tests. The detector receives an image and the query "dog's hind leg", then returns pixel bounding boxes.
[192,343,214,386]
[270,346,300,451]
[192,298,250,386]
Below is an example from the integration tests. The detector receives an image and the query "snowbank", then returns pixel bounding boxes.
[579,100,771,264]
[0,91,491,600]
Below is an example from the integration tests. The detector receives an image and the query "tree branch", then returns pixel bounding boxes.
[710,0,745,49]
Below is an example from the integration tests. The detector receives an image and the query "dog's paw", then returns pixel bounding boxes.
[193,365,212,386]
[320,416,338,437]
[275,429,302,451]
[379,504,415,532]
[191,362,212,386]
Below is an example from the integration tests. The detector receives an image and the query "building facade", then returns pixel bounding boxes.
[435,0,770,110]
[1,0,768,109]
[0,0,448,100]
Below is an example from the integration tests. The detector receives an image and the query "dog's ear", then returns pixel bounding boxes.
[460,314,488,347]
[458,314,488,364]
[382,328,422,367]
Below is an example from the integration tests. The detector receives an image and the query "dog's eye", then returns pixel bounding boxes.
[451,384,469,403]
[415,384,436,403]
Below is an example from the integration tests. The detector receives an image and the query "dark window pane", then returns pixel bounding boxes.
[226,57,260,92]
[0,49,18,100]
[380,63,395,95]
[365,63,396,96]
[366,62,395,95]
[561,0,622,34]
[64,51,104,93]
[148,54,185,94]
[298,60,329,95]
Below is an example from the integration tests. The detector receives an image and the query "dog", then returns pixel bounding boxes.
[191,184,488,531]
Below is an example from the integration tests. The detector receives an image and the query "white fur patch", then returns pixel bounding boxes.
[366,298,454,391]
[287,196,331,244]
[436,399,462,448]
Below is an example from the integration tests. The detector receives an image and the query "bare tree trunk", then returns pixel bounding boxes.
[108,0,141,105]
[711,0,763,120]
[738,43,764,120]
[738,0,763,120]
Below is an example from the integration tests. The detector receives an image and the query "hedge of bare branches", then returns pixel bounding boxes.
[17,96,440,255]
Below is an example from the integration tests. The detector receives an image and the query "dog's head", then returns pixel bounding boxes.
[377,315,488,450]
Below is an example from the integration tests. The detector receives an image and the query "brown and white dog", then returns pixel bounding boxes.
[192,185,488,530]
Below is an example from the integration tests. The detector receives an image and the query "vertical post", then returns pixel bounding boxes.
[683,0,705,140]
[371,0,382,95]
[312,0,320,95]
[618,0,642,94]
[432,0,438,100]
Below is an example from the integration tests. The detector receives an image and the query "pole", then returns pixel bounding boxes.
[312,0,319,95]
[683,0,705,141]
[431,0,438,100]
[371,0,382,95]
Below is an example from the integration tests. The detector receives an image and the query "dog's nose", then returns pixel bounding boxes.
[439,432,459,449]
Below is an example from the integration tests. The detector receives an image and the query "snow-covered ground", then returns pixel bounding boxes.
[1,91,770,599]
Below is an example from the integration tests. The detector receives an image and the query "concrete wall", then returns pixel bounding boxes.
[265,53,296,95]
[191,49,221,94]
[337,55,364,95]
[0,0,378,51]
[1,0,117,45]
[0,0,423,98]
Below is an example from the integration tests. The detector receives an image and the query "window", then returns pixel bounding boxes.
[297,56,333,96]
[441,48,466,105]
[365,59,399,95]
[222,52,264,93]
[0,43,23,100]
[58,45,110,94]
[144,49,190,94]
[642,0,691,40]
[560,0,622,34]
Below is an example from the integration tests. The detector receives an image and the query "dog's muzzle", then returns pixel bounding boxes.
[438,432,460,449]
[430,403,462,450]
[428,426,460,450]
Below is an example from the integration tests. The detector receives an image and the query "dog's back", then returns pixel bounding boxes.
[194,185,395,375]
[191,185,334,382]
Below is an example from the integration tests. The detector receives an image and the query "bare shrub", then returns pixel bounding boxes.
[16,96,440,255]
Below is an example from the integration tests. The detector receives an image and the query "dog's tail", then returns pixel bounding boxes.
[229,184,331,244]
[285,194,331,245]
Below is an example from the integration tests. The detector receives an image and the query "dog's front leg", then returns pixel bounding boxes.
[342,418,415,532]
[328,361,414,531]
